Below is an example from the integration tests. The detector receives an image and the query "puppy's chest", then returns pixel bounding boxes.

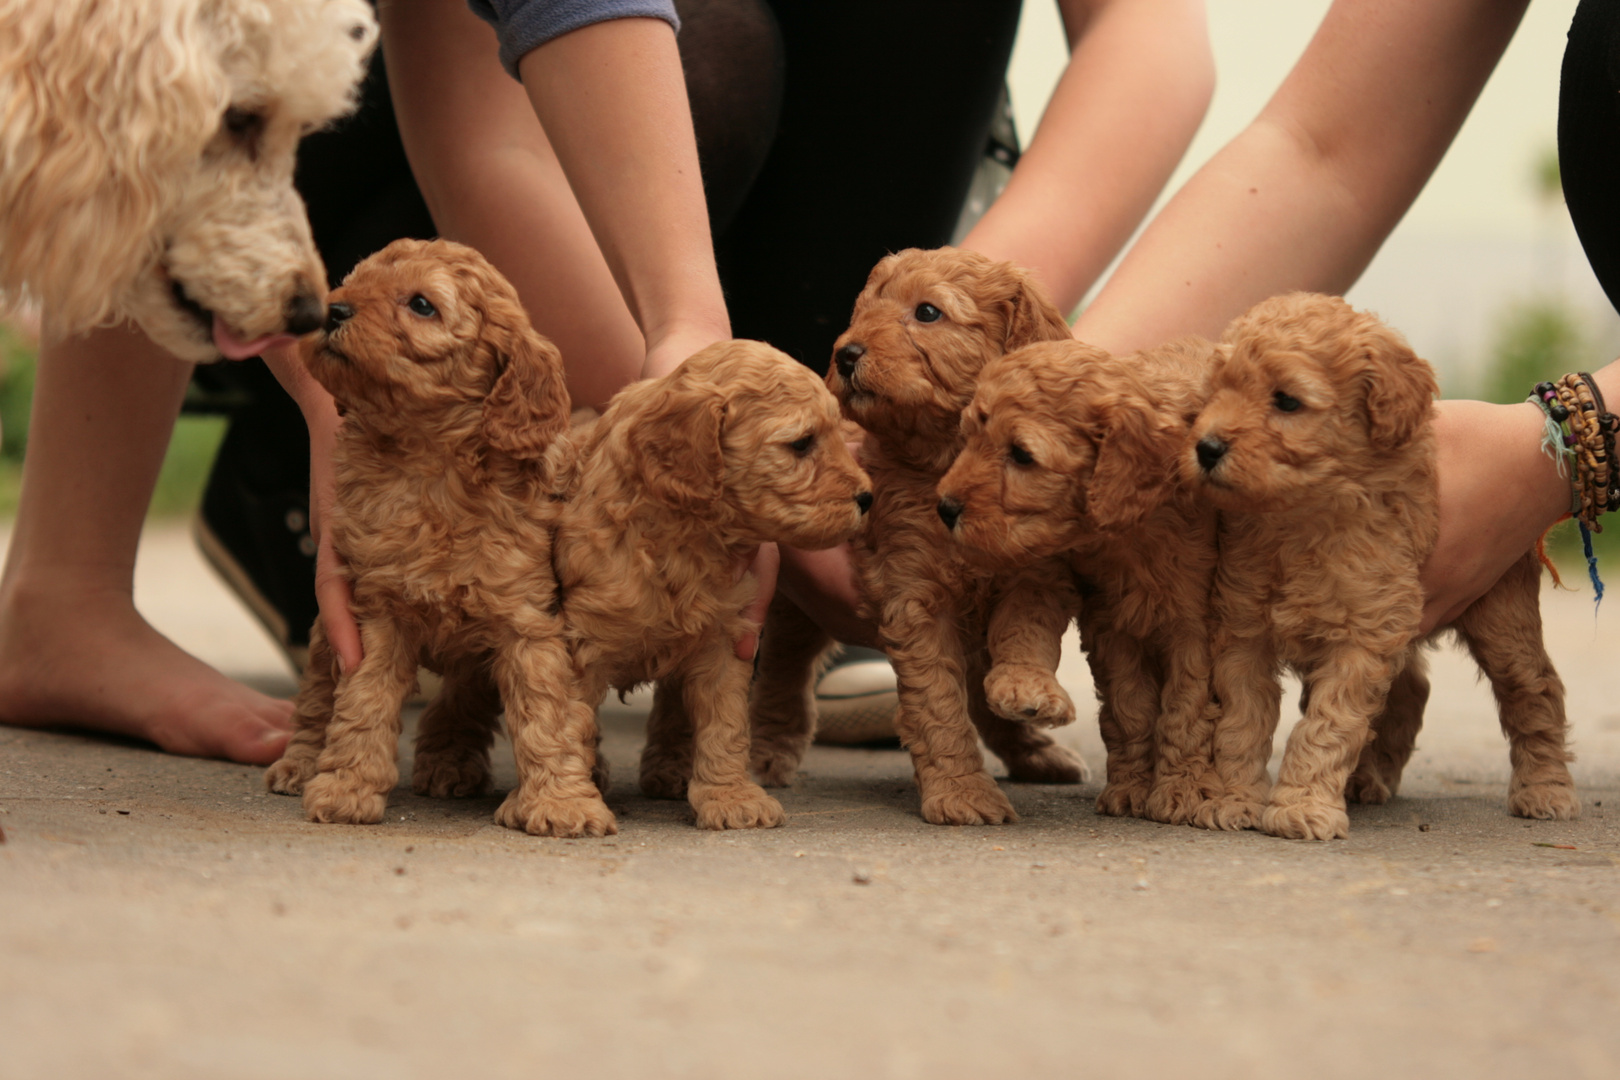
[859,474,995,616]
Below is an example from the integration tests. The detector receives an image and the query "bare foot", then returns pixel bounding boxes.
[0,582,293,764]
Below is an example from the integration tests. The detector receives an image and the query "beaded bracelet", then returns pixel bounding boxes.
[1532,372,1619,605]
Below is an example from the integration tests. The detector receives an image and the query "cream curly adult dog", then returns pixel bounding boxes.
[0,0,376,360]
[938,338,1223,826]
[752,248,1086,827]
[1189,293,1578,840]
[265,239,608,838]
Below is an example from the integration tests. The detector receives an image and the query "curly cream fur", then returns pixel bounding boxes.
[0,0,375,359]
[263,240,612,838]
[1189,293,1578,840]
[752,248,1087,826]
[939,338,1223,826]
[558,340,872,830]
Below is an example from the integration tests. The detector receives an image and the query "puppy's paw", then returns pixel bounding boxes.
[1261,787,1349,840]
[1508,781,1580,821]
[1095,778,1151,818]
[984,664,1076,728]
[919,773,1018,826]
[750,745,803,788]
[1145,774,1209,825]
[265,754,316,796]
[1001,741,1086,785]
[1343,766,1394,806]
[1193,795,1264,832]
[495,790,618,837]
[639,756,691,800]
[302,771,388,825]
[690,782,785,830]
[411,750,491,799]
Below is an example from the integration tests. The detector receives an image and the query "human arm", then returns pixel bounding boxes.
[961,0,1214,315]
[261,342,364,673]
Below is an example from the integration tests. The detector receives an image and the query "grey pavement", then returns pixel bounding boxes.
[2,523,1618,1079]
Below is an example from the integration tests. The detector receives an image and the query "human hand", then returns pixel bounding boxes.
[776,542,878,648]
[1420,398,1572,633]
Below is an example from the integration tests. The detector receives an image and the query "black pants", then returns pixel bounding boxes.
[1560,0,1620,315]
[196,0,1023,648]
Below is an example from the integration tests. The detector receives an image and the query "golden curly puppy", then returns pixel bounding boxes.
[1189,293,1578,840]
[265,239,611,838]
[752,247,1086,826]
[938,338,1223,825]
[0,0,376,360]
[559,340,872,830]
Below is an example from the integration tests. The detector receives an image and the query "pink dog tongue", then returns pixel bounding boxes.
[213,316,296,360]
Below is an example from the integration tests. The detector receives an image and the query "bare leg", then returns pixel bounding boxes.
[1452,553,1578,820]
[0,323,294,763]
[412,654,499,798]
[748,592,833,787]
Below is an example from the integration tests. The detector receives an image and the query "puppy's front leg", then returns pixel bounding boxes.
[302,620,418,824]
[1262,646,1395,841]
[640,673,694,800]
[266,619,337,796]
[884,589,1016,825]
[494,635,617,838]
[1196,630,1281,831]
[977,572,1086,785]
[1345,649,1429,805]
[1086,625,1158,818]
[1144,627,1221,826]
[684,636,784,830]
[748,593,834,787]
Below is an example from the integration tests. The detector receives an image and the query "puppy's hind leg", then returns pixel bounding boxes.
[1451,552,1579,820]
[266,619,337,796]
[640,673,695,799]
[411,655,499,798]
[748,594,834,788]
[1345,648,1428,805]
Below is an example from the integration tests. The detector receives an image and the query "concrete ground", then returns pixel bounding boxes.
[2,523,1617,1079]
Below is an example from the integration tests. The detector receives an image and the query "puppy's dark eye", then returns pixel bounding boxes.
[788,433,815,455]
[1273,391,1302,413]
[407,294,438,318]
[1008,443,1035,466]
[914,302,942,323]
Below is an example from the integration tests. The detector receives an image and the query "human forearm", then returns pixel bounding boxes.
[516,17,730,377]
[962,0,1213,314]
[1073,0,1527,354]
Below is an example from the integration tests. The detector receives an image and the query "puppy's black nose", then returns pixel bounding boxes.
[835,342,866,379]
[285,289,326,335]
[937,495,963,530]
[1196,435,1229,472]
[855,491,873,515]
[324,301,354,335]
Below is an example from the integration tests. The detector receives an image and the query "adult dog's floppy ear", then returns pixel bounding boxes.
[1084,394,1184,533]
[1357,323,1438,452]
[628,382,727,509]
[482,327,571,458]
[1001,269,1072,352]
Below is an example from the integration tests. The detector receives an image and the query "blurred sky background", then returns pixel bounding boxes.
[1006,0,1614,396]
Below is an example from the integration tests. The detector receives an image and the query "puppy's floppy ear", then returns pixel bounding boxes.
[1001,269,1073,352]
[482,327,571,458]
[1357,323,1438,451]
[1084,394,1186,533]
[627,383,727,509]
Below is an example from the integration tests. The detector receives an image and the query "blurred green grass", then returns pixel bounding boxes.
[0,324,224,520]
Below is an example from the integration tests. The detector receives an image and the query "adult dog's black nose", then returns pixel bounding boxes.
[1196,435,1229,472]
[855,491,873,515]
[937,495,963,530]
[285,289,326,335]
[835,342,866,379]
[324,301,354,335]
